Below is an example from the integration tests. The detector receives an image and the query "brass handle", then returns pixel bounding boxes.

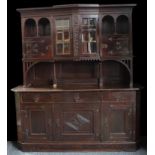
[33,95,40,103]
[74,93,81,103]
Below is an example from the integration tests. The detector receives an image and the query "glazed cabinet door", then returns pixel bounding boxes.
[54,16,73,59]
[102,101,134,142]
[21,105,52,142]
[53,102,100,141]
[79,15,99,59]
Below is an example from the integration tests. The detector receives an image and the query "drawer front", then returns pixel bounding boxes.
[53,92,101,103]
[102,91,136,102]
[21,93,53,103]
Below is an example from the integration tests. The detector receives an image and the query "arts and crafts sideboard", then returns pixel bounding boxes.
[12,4,141,151]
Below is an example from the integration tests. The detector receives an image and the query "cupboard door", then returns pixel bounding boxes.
[80,15,99,58]
[21,105,52,142]
[53,103,100,141]
[54,16,73,57]
[102,101,134,141]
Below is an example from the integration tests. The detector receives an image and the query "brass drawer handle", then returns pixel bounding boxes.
[74,93,81,103]
[33,95,40,103]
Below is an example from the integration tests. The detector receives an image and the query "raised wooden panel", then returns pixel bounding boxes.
[23,37,52,59]
[21,105,52,142]
[53,103,100,141]
[102,101,134,141]
[63,111,93,133]
[30,111,46,133]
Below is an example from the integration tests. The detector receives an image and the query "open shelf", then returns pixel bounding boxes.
[102,60,130,88]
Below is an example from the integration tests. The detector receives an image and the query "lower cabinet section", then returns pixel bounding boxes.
[15,90,139,151]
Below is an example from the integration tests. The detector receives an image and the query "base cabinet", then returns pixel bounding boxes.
[14,89,140,151]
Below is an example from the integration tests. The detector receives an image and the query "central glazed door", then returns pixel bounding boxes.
[53,102,100,141]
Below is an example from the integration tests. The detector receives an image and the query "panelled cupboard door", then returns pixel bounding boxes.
[80,15,99,56]
[101,101,134,142]
[53,103,100,141]
[21,105,52,142]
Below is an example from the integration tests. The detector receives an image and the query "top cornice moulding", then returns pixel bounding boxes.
[16,4,137,12]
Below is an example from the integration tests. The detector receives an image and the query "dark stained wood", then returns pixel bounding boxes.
[11,4,140,152]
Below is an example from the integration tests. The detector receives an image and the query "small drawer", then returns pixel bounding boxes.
[53,92,101,103]
[102,91,135,102]
[21,93,53,103]
[78,92,101,103]
[52,92,74,103]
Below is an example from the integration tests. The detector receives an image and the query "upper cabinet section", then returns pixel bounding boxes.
[17,4,136,61]
[22,17,52,60]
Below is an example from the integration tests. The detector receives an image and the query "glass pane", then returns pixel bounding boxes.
[90,42,97,53]
[64,43,70,54]
[56,19,69,28]
[82,31,89,42]
[57,32,63,41]
[63,20,70,27]
[57,43,63,54]
[82,18,88,25]
[64,31,70,41]
[82,42,88,53]
[89,31,96,41]
[89,18,96,27]
[56,20,62,27]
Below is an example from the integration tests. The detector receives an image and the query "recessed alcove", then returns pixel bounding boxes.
[57,61,98,89]
[26,62,53,87]
[116,15,129,34]
[24,18,37,37]
[38,18,51,36]
[102,60,130,88]
[102,15,115,35]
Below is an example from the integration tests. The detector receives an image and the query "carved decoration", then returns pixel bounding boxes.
[65,113,90,131]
